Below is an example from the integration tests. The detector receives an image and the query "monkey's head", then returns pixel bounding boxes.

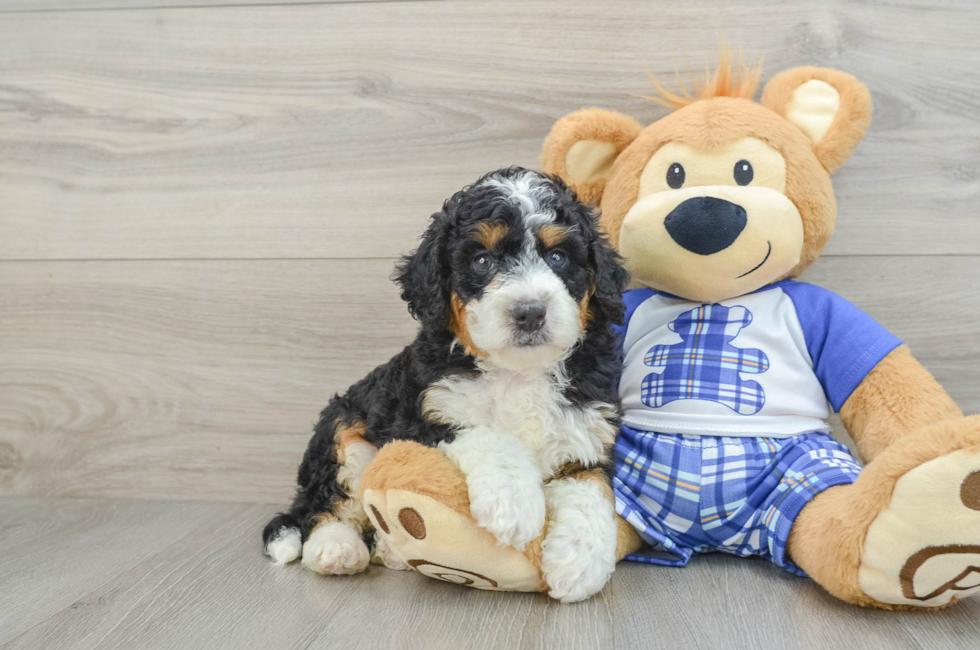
[542,54,872,303]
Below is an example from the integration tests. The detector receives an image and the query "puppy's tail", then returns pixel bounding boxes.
[262,513,303,566]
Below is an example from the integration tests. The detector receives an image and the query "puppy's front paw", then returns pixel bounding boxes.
[301,521,370,576]
[541,530,615,603]
[467,474,546,550]
[541,479,617,603]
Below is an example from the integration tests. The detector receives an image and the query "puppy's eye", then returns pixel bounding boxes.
[734,159,754,186]
[667,163,685,189]
[546,251,567,270]
[471,254,495,274]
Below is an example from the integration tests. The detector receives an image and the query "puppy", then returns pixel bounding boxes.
[263,167,628,601]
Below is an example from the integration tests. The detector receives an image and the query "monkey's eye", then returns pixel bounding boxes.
[471,253,496,274]
[734,159,754,186]
[666,162,686,189]
[546,250,567,271]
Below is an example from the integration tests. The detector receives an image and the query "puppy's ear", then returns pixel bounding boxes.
[583,209,629,326]
[394,211,452,324]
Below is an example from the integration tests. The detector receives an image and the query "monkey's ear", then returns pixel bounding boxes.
[541,109,642,206]
[761,67,872,174]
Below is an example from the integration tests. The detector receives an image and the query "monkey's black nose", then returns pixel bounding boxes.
[664,197,747,255]
[512,302,547,332]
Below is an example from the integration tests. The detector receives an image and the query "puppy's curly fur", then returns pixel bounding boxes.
[263,167,628,575]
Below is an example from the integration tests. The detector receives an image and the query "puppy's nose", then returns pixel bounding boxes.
[512,302,547,332]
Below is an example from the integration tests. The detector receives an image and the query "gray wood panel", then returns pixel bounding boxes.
[0,258,415,503]
[1,256,977,504]
[2,497,979,650]
[0,497,256,644]
[1,0,979,261]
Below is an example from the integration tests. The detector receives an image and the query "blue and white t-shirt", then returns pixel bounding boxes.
[614,280,902,438]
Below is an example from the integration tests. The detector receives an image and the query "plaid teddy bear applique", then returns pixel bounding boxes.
[641,304,770,415]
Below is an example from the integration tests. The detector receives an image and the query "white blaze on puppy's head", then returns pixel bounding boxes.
[451,171,590,372]
[395,166,627,373]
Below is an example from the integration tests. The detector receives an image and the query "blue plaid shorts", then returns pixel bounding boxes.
[613,426,863,576]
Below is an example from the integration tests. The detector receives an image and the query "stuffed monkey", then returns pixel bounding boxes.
[537,54,980,609]
[361,53,980,609]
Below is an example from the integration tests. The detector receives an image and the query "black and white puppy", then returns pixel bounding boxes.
[263,167,628,602]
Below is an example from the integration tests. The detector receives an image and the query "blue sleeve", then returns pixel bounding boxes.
[781,281,902,412]
[613,288,657,340]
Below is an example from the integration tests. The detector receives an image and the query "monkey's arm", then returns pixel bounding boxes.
[840,345,962,461]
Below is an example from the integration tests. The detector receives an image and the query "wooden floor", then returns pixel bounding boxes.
[2,0,980,647]
[1,497,979,650]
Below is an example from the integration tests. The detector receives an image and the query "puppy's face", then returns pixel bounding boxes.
[397,168,627,372]
[450,174,592,370]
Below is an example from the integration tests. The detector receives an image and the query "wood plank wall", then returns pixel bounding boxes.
[1,0,978,504]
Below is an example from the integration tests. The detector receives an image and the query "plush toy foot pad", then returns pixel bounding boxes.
[363,487,544,592]
[370,535,410,571]
[860,449,980,606]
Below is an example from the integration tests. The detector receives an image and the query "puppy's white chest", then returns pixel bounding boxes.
[457,372,553,449]
[423,369,616,476]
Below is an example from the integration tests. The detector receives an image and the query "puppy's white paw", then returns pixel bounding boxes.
[301,521,370,575]
[265,526,302,566]
[542,534,615,603]
[541,479,617,603]
[438,427,546,550]
[468,473,546,550]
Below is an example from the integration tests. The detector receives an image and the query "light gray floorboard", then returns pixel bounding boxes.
[2,497,979,650]
[0,498,256,644]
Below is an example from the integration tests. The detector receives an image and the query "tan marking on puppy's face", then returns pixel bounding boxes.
[474,222,509,250]
[531,222,588,331]
[449,292,488,358]
[537,224,569,249]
